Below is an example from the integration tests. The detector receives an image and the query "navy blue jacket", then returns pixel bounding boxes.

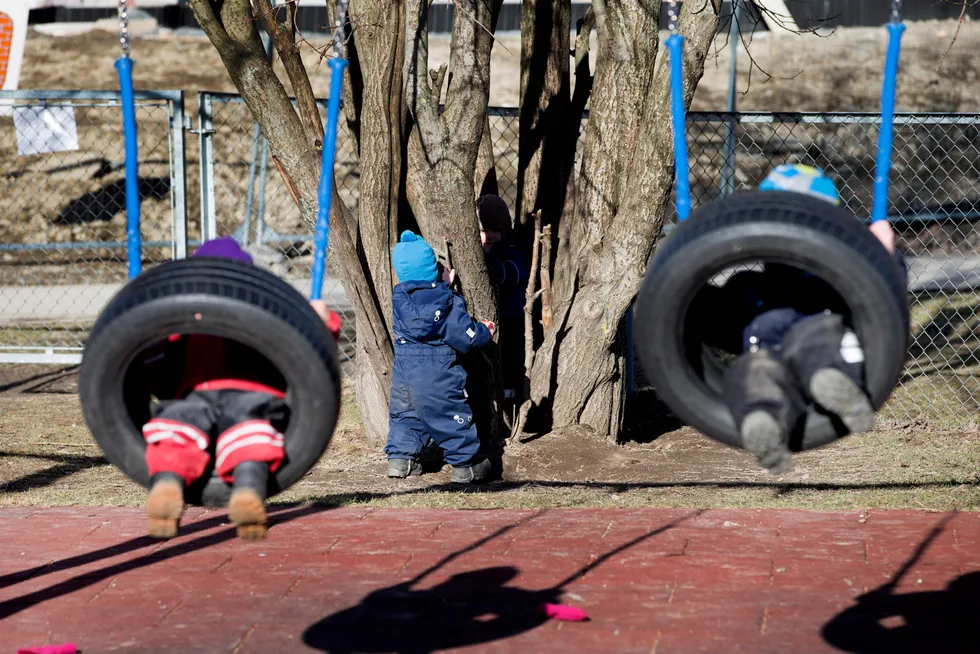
[392,281,492,353]
[485,244,529,320]
[692,250,908,354]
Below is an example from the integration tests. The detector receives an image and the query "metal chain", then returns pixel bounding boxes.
[891,0,902,23]
[332,0,349,59]
[118,0,131,58]
[667,0,680,34]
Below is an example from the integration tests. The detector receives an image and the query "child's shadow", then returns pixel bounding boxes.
[302,566,556,654]
[821,571,980,654]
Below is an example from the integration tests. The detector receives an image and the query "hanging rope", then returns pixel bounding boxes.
[115,0,142,278]
[871,0,905,223]
[666,0,692,222]
[310,0,350,301]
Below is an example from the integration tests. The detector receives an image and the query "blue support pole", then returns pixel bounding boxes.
[115,56,142,279]
[666,34,692,222]
[310,56,348,301]
[871,21,905,224]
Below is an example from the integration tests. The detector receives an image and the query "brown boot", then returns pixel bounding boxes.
[227,461,269,540]
[145,473,185,539]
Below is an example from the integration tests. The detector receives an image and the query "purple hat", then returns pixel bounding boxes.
[193,237,253,265]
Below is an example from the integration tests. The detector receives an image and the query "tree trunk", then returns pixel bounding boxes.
[190,0,394,447]
[522,0,722,440]
[517,0,570,236]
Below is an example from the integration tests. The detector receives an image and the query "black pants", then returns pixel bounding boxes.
[724,313,866,432]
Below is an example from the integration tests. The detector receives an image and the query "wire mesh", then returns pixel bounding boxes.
[0,92,181,360]
[205,96,359,371]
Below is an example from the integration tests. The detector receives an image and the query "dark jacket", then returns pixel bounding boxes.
[392,281,492,353]
[485,244,529,320]
[692,250,908,354]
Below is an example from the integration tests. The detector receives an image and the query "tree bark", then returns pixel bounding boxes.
[517,0,570,238]
[521,0,721,440]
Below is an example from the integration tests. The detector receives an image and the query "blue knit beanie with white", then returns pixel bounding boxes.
[758,164,841,206]
[392,231,439,283]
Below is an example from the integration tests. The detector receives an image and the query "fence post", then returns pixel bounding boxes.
[721,0,740,197]
[198,92,217,241]
[170,91,188,260]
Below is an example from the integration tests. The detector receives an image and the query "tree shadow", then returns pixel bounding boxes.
[821,513,978,653]
[53,176,171,225]
[302,510,700,653]
[0,451,107,494]
[620,388,685,444]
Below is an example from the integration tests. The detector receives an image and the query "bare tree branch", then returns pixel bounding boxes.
[254,1,323,146]
[937,0,974,72]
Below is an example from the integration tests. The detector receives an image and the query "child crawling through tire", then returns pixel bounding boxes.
[138,237,342,540]
[688,165,907,475]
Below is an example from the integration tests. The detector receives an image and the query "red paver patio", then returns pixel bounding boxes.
[0,507,976,653]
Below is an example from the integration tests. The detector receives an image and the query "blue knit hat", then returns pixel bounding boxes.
[392,231,438,283]
[759,164,840,206]
[193,236,253,265]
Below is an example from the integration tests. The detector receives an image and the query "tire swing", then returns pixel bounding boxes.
[633,1,910,452]
[79,0,350,506]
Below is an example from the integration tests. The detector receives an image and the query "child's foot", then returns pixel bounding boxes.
[387,459,422,478]
[145,473,185,539]
[228,461,269,540]
[740,411,793,475]
[451,458,491,484]
[809,368,875,434]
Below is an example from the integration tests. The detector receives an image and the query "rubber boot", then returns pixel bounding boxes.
[228,461,269,540]
[725,349,805,475]
[145,472,185,539]
[451,457,492,484]
[387,458,423,478]
[782,313,875,434]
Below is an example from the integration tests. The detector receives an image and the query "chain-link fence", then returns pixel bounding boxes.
[0,89,187,364]
[2,93,979,425]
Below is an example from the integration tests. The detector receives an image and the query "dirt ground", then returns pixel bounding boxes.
[1,364,977,512]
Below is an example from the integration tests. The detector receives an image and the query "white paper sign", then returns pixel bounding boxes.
[13,105,80,156]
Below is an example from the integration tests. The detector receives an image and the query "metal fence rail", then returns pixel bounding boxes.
[0,89,187,364]
[2,91,979,425]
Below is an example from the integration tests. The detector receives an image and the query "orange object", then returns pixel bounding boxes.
[0,12,13,88]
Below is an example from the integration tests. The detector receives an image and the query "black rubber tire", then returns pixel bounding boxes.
[634,190,909,452]
[79,258,341,507]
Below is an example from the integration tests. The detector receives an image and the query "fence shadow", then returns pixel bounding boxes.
[821,514,977,653]
[53,176,171,225]
[0,365,78,393]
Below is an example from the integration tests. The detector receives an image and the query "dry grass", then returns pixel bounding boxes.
[0,383,976,512]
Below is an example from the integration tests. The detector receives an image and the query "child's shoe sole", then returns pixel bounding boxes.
[741,410,793,475]
[228,487,268,540]
[145,479,184,539]
[809,368,875,434]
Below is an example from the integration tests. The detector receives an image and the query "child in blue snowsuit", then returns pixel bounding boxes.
[688,165,907,474]
[386,231,496,483]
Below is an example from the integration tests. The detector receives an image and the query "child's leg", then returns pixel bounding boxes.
[415,384,489,484]
[142,393,215,538]
[385,373,427,478]
[781,312,875,434]
[725,349,805,474]
[213,390,287,540]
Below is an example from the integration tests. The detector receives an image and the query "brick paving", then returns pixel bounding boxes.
[0,507,976,653]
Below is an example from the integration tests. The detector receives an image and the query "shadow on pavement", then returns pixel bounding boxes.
[822,513,978,653]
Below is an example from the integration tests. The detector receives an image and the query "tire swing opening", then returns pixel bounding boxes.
[634,191,909,453]
[79,257,341,507]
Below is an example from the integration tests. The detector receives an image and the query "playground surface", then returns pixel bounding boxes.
[0,506,976,653]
